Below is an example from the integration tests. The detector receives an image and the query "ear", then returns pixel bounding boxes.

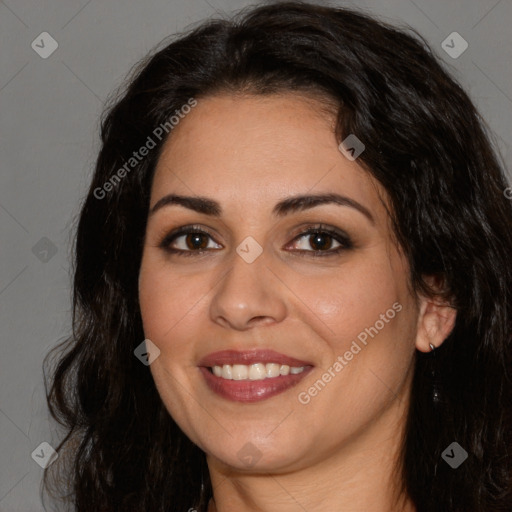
[415,276,457,353]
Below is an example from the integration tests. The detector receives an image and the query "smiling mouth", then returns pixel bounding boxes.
[198,349,314,402]
[199,364,313,402]
[209,362,306,380]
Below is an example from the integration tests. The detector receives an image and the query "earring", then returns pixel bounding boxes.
[429,343,442,405]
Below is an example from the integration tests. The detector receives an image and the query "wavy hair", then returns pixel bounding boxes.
[42,2,512,511]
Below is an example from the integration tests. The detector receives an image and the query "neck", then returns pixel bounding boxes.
[206,394,415,512]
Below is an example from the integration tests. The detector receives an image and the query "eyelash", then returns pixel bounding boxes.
[158,223,353,258]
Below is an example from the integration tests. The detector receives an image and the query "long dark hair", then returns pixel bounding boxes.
[42,2,512,510]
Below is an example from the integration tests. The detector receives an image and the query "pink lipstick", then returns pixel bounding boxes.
[198,349,313,403]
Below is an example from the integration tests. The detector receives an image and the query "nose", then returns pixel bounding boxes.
[209,249,287,331]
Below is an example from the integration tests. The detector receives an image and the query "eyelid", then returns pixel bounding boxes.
[158,224,222,250]
[285,224,353,254]
[158,223,353,255]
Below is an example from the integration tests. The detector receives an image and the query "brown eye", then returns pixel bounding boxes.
[307,232,336,251]
[292,232,341,252]
[183,233,209,250]
[288,225,353,257]
[159,226,222,255]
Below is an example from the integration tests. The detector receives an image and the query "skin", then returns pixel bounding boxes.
[138,92,456,512]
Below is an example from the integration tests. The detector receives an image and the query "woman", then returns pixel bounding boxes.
[43,2,512,511]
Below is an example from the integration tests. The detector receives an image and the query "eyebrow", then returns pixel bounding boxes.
[149,193,374,224]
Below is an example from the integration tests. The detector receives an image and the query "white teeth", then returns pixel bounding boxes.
[280,364,290,376]
[221,365,233,380]
[211,363,305,380]
[266,363,280,378]
[232,364,248,380]
[249,363,266,380]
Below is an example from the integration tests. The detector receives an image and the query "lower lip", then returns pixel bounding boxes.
[199,366,313,403]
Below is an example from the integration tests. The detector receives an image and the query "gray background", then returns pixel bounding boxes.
[0,0,511,510]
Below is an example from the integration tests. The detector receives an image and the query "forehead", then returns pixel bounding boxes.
[151,93,387,223]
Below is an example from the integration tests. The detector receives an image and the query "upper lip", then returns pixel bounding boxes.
[198,349,313,368]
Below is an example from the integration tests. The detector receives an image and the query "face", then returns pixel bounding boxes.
[138,92,421,474]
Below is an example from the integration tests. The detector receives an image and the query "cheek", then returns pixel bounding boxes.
[299,251,418,422]
[305,254,407,344]
[138,260,207,430]
[138,257,205,343]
